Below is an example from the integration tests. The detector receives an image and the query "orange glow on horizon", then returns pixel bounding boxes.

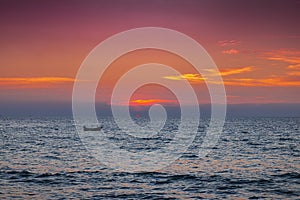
[129,99,177,106]
[0,77,76,88]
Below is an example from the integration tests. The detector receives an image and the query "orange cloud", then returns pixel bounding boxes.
[0,77,76,89]
[266,49,300,69]
[286,71,300,76]
[224,77,300,87]
[129,99,177,106]
[288,65,300,70]
[206,66,254,76]
[222,49,239,55]
[221,66,253,76]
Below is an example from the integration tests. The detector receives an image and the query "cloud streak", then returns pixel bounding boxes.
[223,77,300,87]
[218,40,241,46]
[206,66,254,76]
[164,66,254,82]
[265,49,300,70]
[0,77,76,89]
[163,65,300,87]
[222,49,239,55]
[163,73,206,82]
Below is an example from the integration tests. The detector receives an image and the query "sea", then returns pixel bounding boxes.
[1,116,299,199]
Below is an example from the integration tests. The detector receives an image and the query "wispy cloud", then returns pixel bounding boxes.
[265,49,300,69]
[163,66,254,83]
[224,77,300,87]
[221,66,253,76]
[206,66,254,76]
[218,40,240,46]
[0,77,76,89]
[163,73,206,82]
[163,65,300,87]
[222,49,239,55]
[286,71,300,76]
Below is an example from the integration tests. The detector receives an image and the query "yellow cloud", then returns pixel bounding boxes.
[205,66,254,76]
[163,65,300,87]
[164,66,254,83]
[221,66,253,76]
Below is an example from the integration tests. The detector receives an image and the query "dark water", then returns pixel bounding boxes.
[1,117,299,199]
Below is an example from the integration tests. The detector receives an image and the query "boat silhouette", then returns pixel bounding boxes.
[83,125,103,131]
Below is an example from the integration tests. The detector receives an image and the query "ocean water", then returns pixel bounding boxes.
[1,117,299,199]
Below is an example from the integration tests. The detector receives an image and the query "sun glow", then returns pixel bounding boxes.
[129,99,177,106]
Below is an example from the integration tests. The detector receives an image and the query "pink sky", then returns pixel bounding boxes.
[0,0,299,106]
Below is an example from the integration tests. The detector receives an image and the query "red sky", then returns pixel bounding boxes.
[0,0,300,106]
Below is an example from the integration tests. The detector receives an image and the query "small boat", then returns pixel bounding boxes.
[83,125,103,131]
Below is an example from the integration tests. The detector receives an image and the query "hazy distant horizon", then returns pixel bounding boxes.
[1,101,299,118]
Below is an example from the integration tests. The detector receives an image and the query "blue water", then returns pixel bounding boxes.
[1,117,299,199]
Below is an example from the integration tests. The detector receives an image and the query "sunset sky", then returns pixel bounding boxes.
[0,0,299,115]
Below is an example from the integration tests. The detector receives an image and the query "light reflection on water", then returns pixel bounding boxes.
[0,117,299,199]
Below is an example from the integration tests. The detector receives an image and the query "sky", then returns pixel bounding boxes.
[0,0,300,116]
